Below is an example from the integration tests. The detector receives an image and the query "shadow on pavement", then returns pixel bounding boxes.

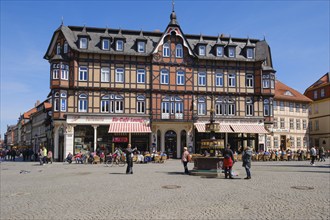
[109,172,126,175]
[256,164,330,169]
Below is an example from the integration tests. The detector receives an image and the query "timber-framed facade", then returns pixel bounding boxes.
[45,10,275,161]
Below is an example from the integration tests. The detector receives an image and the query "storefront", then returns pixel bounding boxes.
[53,115,151,161]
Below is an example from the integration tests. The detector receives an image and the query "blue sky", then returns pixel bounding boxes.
[1,0,329,138]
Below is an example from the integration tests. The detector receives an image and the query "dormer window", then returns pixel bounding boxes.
[228,47,235,58]
[284,91,293,96]
[163,43,170,57]
[176,44,183,58]
[116,40,124,51]
[247,48,254,59]
[137,41,145,53]
[80,37,88,49]
[216,46,223,57]
[199,45,206,56]
[63,42,68,53]
[102,39,110,50]
[56,43,61,55]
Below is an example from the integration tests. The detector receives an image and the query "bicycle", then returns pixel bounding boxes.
[106,155,125,167]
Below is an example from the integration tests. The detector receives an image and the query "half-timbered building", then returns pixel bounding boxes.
[44,9,274,161]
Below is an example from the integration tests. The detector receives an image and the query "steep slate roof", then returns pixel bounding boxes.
[304,72,330,92]
[44,12,273,67]
[275,80,312,103]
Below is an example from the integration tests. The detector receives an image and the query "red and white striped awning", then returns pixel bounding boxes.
[194,123,233,133]
[108,123,151,133]
[230,124,269,134]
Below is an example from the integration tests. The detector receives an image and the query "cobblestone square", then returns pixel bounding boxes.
[1,160,329,220]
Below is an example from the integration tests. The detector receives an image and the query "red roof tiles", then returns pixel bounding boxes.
[275,80,312,103]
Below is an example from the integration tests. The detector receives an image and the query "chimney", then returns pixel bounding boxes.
[35,100,40,107]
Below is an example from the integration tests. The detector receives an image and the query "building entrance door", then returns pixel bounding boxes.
[280,135,287,151]
[165,130,177,158]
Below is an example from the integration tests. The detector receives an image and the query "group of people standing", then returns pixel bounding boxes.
[181,144,253,179]
[38,146,53,165]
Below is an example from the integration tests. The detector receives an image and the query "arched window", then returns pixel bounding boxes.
[60,92,67,112]
[264,99,270,116]
[160,69,169,84]
[176,44,183,58]
[108,94,124,113]
[215,97,236,116]
[100,95,110,113]
[246,97,253,116]
[63,41,68,53]
[56,43,61,55]
[54,92,60,112]
[161,96,183,119]
[197,97,206,115]
[137,95,145,114]
[78,94,88,112]
[163,43,170,57]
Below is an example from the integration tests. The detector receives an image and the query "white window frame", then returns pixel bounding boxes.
[176,70,185,85]
[198,72,206,86]
[80,38,87,49]
[101,67,110,82]
[228,47,235,57]
[280,118,285,129]
[247,48,254,59]
[101,97,109,113]
[228,74,236,87]
[137,41,145,53]
[79,66,88,81]
[137,69,145,83]
[116,40,124,51]
[54,92,60,112]
[264,99,270,116]
[56,43,61,55]
[246,98,253,116]
[296,119,301,130]
[78,94,88,112]
[161,69,169,84]
[53,69,59,79]
[136,95,145,114]
[199,45,206,56]
[290,119,294,130]
[246,74,253,88]
[64,42,68,53]
[61,69,68,80]
[60,92,67,112]
[197,97,206,115]
[102,39,110,50]
[263,75,270,88]
[216,46,223,57]
[215,73,223,87]
[228,101,235,116]
[303,120,307,130]
[115,68,124,83]
[163,43,170,57]
[176,44,183,58]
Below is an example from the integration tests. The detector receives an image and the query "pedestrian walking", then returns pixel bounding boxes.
[319,147,326,162]
[38,148,43,165]
[242,146,253,179]
[125,144,136,174]
[181,147,190,175]
[310,146,317,165]
[223,144,234,179]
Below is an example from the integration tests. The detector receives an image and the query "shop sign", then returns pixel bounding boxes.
[112,137,128,143]
[111,117,146,123]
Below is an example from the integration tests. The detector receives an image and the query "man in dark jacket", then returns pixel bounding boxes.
[125,144,136,174]
[242,146,253,179]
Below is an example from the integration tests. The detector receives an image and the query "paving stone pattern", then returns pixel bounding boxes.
[1,160,329,220]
